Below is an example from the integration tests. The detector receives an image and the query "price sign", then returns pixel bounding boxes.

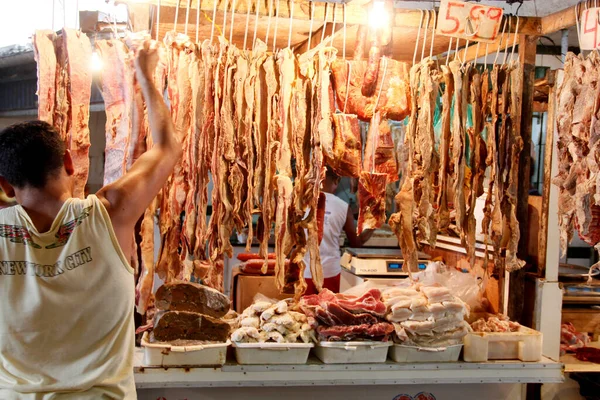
[580,8,600,50]
[436,0,504,43]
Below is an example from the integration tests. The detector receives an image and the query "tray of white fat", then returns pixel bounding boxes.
[389,344,463,363]
[141,332,230,366]
[233,342,314,364]
[314,341,392,364]
[463,326,543,362]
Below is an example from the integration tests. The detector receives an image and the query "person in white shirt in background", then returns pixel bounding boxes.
[304,169,375,295]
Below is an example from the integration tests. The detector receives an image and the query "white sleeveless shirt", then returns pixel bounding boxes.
[304,193,348,279]
[0,195,136,399]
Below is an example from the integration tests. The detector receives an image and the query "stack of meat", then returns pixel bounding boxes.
[383,284,470,347]
[149,281,232,343]
[387,56,526,273]
[470,315,521,333]
[33,28,93,199]
[554,52,600,262]
[560,323,590,355]
[237,253,277,275]
[231,300,314,343]
[299,289,394,341]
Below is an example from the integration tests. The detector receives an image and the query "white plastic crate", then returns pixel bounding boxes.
[141,332,230,366]
[314,341,392,364]
[389,344,463,363]
[463,326,543,362]
[233,342,314,364]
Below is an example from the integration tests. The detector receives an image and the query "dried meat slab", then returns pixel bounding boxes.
[330,113,362,178]
[357,171,387,234]
[155,282,231,318]
[152,311,230,342]
[331,59,411,121]
[363,112,399,183]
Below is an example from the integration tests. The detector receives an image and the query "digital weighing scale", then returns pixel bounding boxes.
[340,248,431,277]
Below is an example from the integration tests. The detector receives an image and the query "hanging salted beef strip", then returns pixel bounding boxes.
[258,53,280,263]
[389,62,421,274]
[96,39,134,186]
[363,112,398,183]
[357,172,388,234]
[437,65,454,232]
[449,59,468,245]
[414,58,438,246]
[33,30,57,124]
[504,61,525,271]
[330,113,362,178]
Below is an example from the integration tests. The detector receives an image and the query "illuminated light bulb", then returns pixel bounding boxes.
[369,1,388,30]
[91,51,103,72]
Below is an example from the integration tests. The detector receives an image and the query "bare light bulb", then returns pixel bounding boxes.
[369,1,388,31]
[91,51,103,72]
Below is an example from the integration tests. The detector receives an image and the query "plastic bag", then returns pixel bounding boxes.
[412,261,483,311]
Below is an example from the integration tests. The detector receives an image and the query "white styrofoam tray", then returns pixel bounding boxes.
[463,326,543,362]
[233,342,314,364]
[389,344,463,363]
[141,332,230,366]
[314,341,392,364]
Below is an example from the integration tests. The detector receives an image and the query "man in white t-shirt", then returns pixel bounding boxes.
[304,169,374,294]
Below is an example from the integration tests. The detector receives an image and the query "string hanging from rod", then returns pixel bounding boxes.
[484,42,489,69]
[462,39,470,67]
[63,0,66,29]
[342,3,347,59]
[502,17,511,65]
[509,15,520,64]
[343,61,351,113]
[493,17,508,66]
[446,37,453,66]
[454,38,460,61]
[273,0,281,52]
[429,8,437,58]
[52,0,55,32]
[76,0,79,29]
[288,0,295,49]
[331,3,337,42]
[244,0,252,49]
[230,0,237,43]
[421,9,431,62]
[185,0,191,35]
[222,0,229,40]
[321,3,329,43]
[252,0,261,49]
[307,2,315,50]
[266,0,273,45]
[412,9,424,66]
[210,0,218,42]
[174,0,181,32]
[196,0,200,43]
[156,0,161,41]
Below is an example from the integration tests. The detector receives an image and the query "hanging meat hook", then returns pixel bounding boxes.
[272,0,281,51]
[252,0,260,49]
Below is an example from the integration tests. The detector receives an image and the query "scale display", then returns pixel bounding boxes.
[386,261,428,273]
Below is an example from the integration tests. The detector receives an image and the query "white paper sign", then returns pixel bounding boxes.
[580,8,600,50]
[437,0,504,43]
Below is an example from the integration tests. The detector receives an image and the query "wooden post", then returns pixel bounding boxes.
[538,70,557,276]
[508,34,537,322]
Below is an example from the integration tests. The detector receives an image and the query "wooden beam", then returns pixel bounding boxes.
[508,34,537,324]
[128,1,541,32]
[294,20,343,54]
[541,0,593,35]
[538,70,557,276]
[437,33,517,65]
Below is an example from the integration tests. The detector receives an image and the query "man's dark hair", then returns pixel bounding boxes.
[325,167,340,183]
[0,120,66,188]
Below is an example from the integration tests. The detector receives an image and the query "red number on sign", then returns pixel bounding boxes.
[487,7,503,21]
[583,9,599,49]
[441,1,465,34]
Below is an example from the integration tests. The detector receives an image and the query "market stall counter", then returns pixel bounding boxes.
[134,349,562,400]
